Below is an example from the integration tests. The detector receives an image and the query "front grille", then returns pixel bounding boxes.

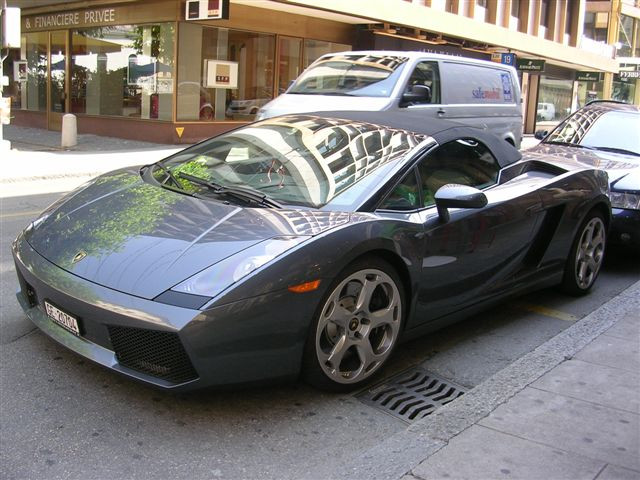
[358,367,466,423]
[108,326,198,384]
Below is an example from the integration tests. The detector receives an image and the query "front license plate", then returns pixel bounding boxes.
[44,301,81,336]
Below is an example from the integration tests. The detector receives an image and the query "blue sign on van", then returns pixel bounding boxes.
[501,73,513,102]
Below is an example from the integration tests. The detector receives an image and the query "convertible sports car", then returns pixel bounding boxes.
[13,112,610,392]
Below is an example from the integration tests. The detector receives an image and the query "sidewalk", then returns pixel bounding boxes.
[1,125,185,198]
[335,280,639,480]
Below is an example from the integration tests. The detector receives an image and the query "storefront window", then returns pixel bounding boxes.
[576,79,604,108]
[177,23,275,122]
[612,75,637,103]
[303,40,350,68]
[23,32,48,112]
[51,31,66,114]
[536,76,573,128]
[5,48,24,110]
[70,23,175,120]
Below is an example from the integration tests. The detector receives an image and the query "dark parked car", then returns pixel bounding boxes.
[13,112,610,392]
[530,100,639,249]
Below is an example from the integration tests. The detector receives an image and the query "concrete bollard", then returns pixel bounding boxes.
[61,113,77,148]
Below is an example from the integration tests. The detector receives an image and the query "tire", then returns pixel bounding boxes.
[561,211,607,296]
[302,257,405,392]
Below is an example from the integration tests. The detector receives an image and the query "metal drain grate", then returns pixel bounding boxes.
[357,367,466,423]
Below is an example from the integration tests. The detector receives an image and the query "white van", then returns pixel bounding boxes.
[536,102,556,121]
[256,51,523,148]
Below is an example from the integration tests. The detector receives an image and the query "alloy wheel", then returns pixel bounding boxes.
[574,217,606,290]
[315,268,402,384]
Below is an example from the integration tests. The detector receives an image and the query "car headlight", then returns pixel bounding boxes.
[609,191,640,210]
[170,235,310,297]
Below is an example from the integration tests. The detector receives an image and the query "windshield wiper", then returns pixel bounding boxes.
[153,163,183,189]
[588,146,640,157]
[175,171,282,208]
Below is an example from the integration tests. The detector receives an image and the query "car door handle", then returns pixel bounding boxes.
[437,109,446,117]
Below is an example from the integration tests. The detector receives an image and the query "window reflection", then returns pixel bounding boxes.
[24,32,48,112]
[70,24,175,120]
[177,24,275,122]
[163,115,425,207]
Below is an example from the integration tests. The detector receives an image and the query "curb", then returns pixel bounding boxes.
[330,281,640,480]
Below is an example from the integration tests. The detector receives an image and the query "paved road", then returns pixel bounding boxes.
[1,191,638,479]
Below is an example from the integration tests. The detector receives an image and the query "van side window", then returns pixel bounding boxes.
[405,62,441,105]
[417,139,499,207]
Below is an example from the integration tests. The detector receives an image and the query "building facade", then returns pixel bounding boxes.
[4,0,638,144]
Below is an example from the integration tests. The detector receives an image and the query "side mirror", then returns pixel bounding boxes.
[401,85,431,106]
[534,130,549,140]
[435,184,487,223]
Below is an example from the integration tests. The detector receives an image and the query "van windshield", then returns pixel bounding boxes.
[288,54,409,98]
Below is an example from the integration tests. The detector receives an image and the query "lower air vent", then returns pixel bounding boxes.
[108,326,198,384]
[16,268,38,307]
[358,367,466,423]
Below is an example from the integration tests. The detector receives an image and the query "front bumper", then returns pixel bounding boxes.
[610,208,640,248]
[13,233,316,391]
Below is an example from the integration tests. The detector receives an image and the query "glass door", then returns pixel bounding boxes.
[48,31,68,130]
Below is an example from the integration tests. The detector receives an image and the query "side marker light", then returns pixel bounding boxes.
[288,280,321,293]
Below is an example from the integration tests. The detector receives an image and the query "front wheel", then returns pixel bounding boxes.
[303,258,404,391]
[561,211,607,296]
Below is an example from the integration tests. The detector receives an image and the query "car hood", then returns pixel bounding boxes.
[259,94,392,119]
[527,143,640,183]
[611,169,640,192]
[25,168,349,299]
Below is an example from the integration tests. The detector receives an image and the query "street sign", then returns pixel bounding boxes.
[517,58,545,72]
[491,53,516,66]
[576,72,602,82]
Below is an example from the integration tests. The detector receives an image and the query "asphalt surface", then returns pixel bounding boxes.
[0,125,638,480]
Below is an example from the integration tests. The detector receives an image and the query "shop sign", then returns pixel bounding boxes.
[576,72,602,82]
[619,70,640,79]
[24,8,117,30]
[205,60,238,88]
[22,1,178,32]
[186,0,230,20]
[517,58,545,72]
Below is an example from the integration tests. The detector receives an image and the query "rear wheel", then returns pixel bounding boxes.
[561,211,606,295]
[303,257,404,391]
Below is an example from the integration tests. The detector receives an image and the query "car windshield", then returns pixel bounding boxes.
[288,54,409,97]
[156,115,426,208]
[545,109,640,156]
